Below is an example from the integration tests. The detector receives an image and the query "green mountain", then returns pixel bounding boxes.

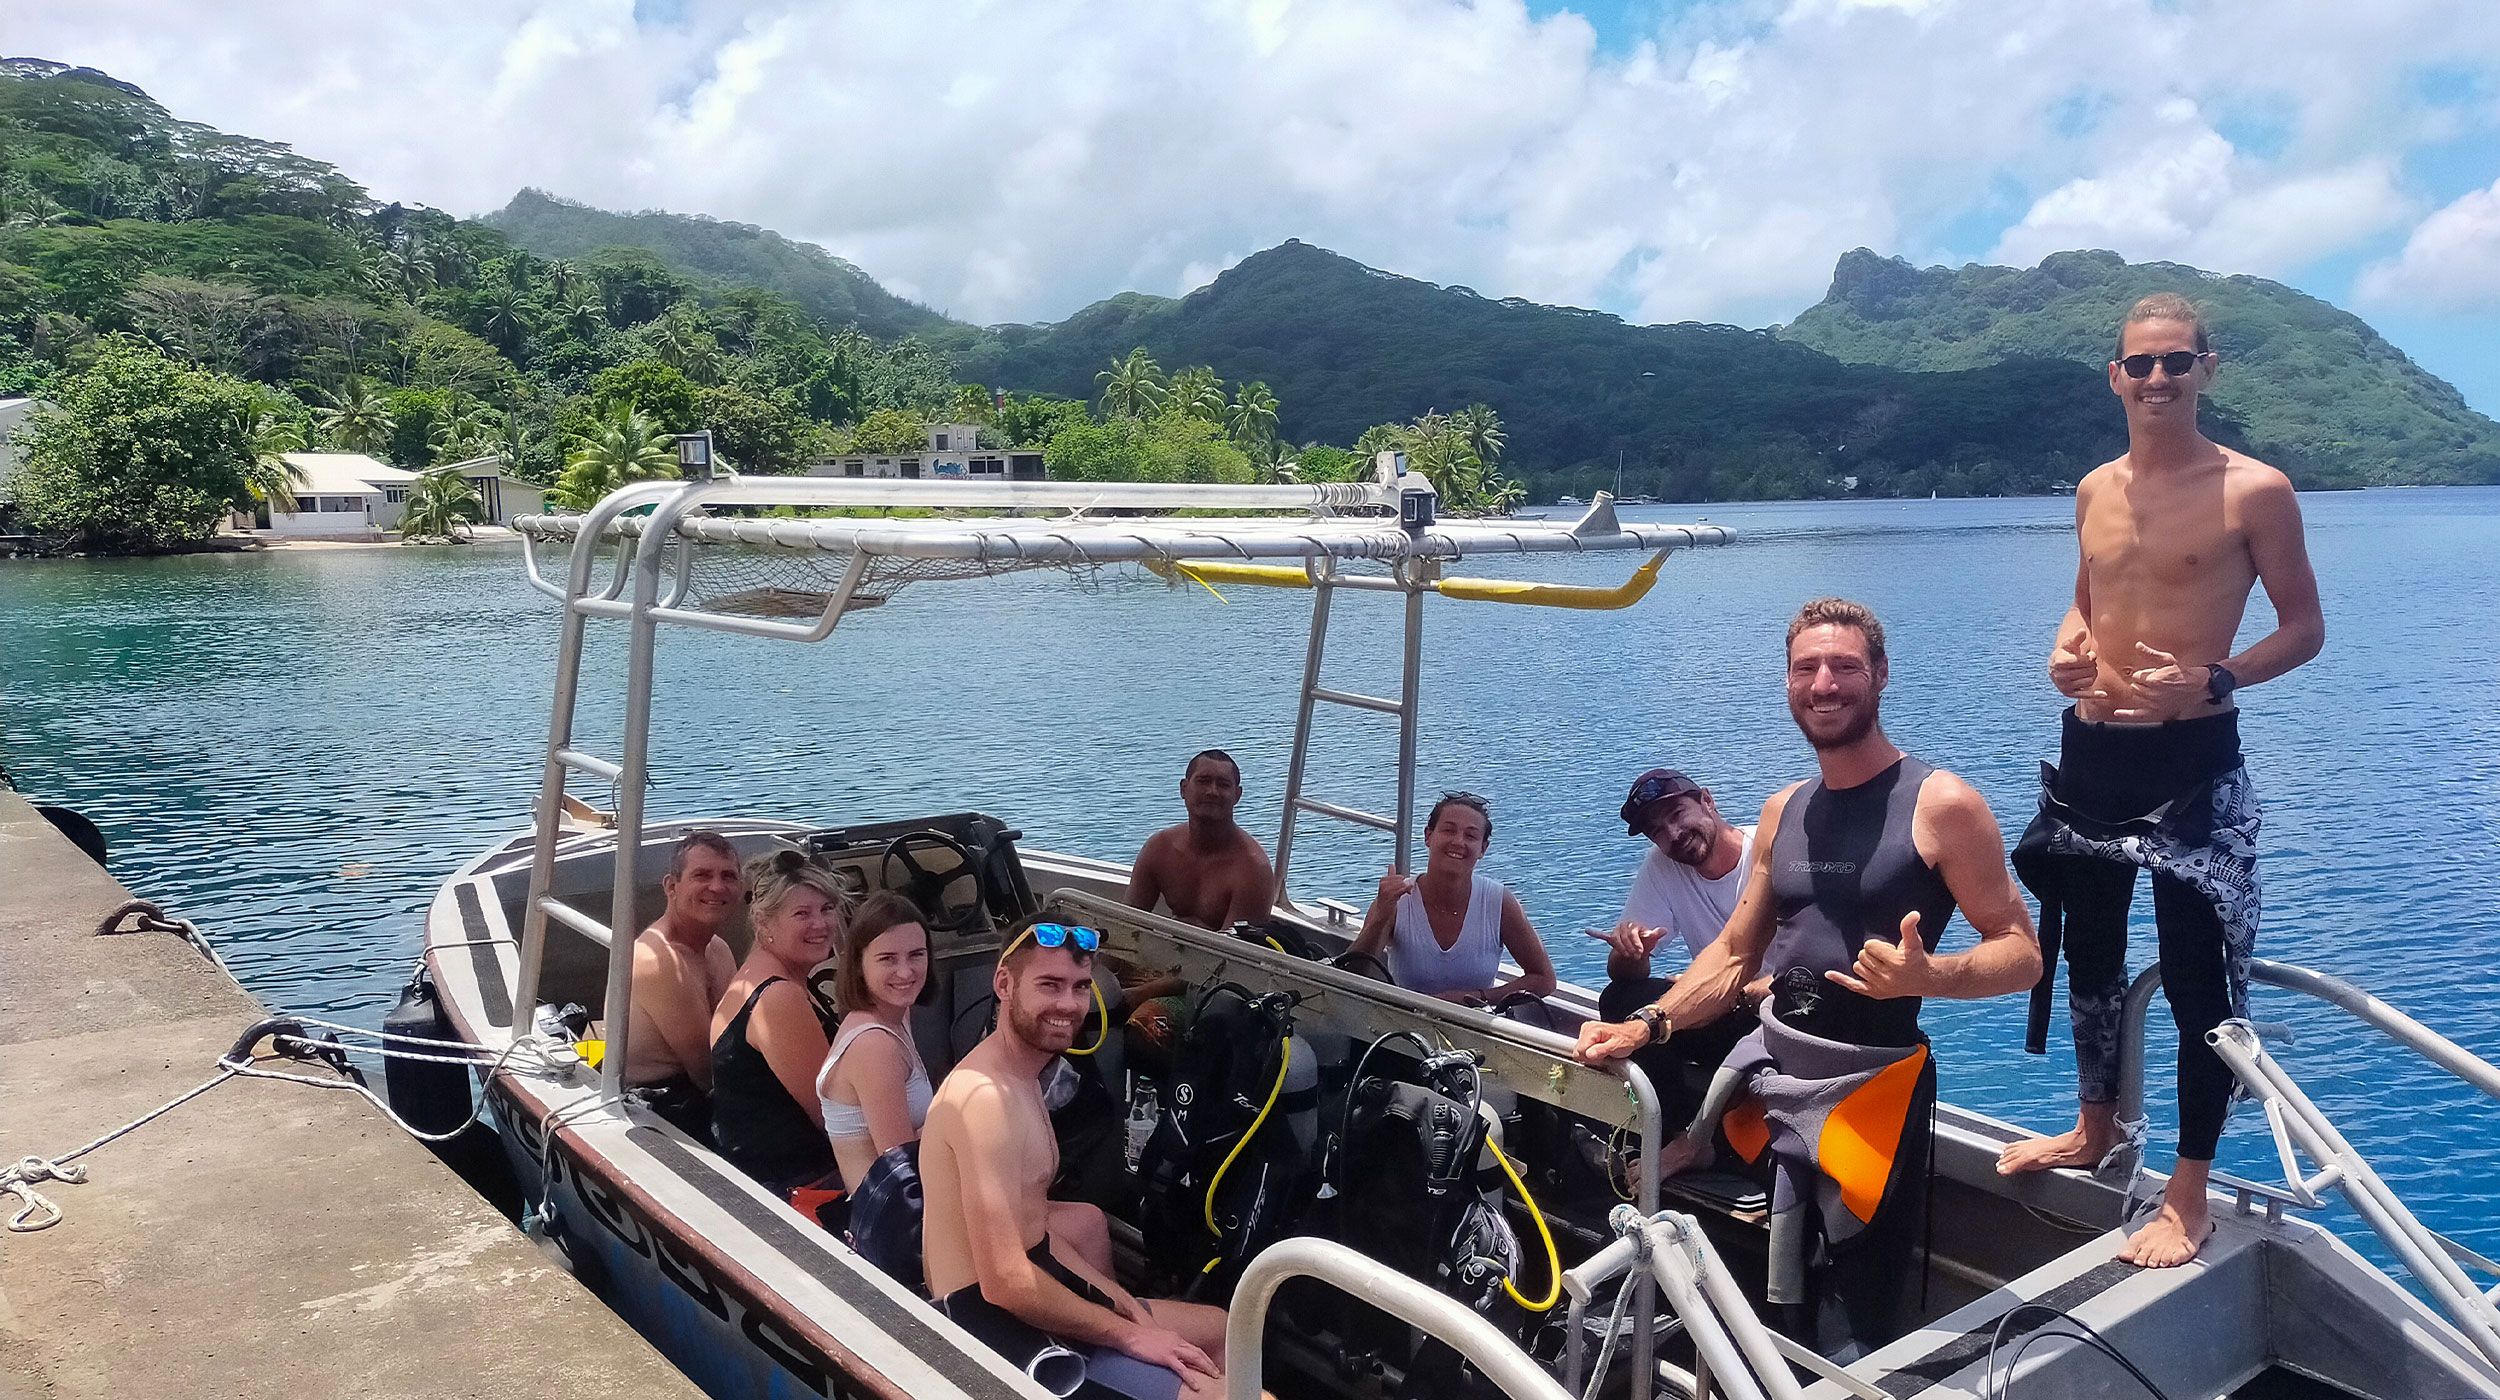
[484,188,966,347]
[1781,249,2500,487]
[954,240,2138,499]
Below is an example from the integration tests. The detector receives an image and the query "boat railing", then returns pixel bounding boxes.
[2112,956,2500,1186]
[1558,1206,1898,1400]
[2209,1019,2500,1369]
[1228,1237,1576,1400]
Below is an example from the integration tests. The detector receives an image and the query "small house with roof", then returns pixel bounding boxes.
[807,422,1045,483]
[264,452,545,539]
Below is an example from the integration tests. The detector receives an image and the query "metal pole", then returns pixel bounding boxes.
[1393,561,1431,873]
[1227,1238,1575,1400]
[513,478,680,1024]
[1273,567,1336,901]
[1623,1061,1665,1398]
[2251,960,2500,1104]
[593,480,701,1099]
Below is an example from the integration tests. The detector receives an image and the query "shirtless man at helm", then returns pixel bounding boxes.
[1996,294,2325,1269]
[1126,749,1276,931]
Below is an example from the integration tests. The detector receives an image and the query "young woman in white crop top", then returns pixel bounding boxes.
[1345,792,1558,1006]
[816,891,935,1188]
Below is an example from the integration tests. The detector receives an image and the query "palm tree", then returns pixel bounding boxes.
[478,285,528,354]
[1457,403,1506,468]
[550,405,676,511]
[1097,348,1167,419]
[314,379,396,454]
[1247,436,1298,485]
[952,383,997,426]
[1167,366,1225,424]
[545,259,578,302]
[235,398,307,515]
[399,466,484,543]
[1226,381,1280,447]
[561,294,607,339]
[652,307,723,384]
[382,238,435,301]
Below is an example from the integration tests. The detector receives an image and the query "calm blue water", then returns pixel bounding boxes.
[4,490,2496,1255]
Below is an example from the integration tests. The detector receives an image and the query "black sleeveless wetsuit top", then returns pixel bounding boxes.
[1764,755,1958,1047]
[709,976,835,1192]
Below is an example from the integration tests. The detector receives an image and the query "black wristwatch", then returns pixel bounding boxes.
[2205,663,2238,704]
[1634,1006,1672,1044]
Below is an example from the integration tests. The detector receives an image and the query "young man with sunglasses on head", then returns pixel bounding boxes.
[1996,295,2324,1270]
[1581,769,1758,1127]
[922,919,1233,1400]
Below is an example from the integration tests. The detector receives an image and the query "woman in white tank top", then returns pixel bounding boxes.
[1345,792,1559,1006]
[816,892,935,1188]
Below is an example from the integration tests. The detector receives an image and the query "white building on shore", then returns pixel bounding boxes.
[806,422,1045,483]
[264,453,546,539]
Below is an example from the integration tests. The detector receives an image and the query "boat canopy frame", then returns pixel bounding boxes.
[505,466,1728,1107]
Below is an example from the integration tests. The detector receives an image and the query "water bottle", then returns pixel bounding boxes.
[1124,1077,1160,1172]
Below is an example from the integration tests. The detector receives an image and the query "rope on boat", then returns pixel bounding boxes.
[1578,1208,1650,1400]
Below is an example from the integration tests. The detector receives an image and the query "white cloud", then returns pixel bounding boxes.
[2357,178,2500,313]
[7,0,2499,328]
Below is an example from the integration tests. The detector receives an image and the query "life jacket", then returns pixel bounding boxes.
[1135,984,1311,1293]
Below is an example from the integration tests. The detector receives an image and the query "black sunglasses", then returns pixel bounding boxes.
[2118,350,2210,379]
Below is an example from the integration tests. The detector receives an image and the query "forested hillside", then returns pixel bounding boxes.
[1782,249,2500,486]
[955,240,2145,499]
[485,188,968,348]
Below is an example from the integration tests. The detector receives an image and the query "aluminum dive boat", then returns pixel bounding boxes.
[415,465,2500,1400]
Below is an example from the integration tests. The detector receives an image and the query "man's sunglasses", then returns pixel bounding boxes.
[2117,351,2211,379]
[1002,921,1101,957]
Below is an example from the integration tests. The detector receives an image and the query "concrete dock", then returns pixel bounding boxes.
[0,790,704,1399]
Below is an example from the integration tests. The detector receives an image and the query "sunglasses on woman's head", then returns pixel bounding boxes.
[2118,350,2210,379]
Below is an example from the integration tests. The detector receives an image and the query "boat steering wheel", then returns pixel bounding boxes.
[880,830,986,932]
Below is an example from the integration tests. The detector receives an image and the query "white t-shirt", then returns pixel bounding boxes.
[1619,825,1755,961]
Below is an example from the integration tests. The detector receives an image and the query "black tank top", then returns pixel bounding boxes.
[1764,756,1958,1046]
[709,977,834,1191]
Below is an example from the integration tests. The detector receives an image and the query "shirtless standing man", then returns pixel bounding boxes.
[922,922,1231,1400]
[1996,294,2325,1269]
[624,831,744,1139]
[1126,749,1277,930]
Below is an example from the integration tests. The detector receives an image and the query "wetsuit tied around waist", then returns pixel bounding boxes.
[939,1241,1184,1400]
[1764,755,1958,1048]
[2014,706,2258,1162]
[710,977,837,1194]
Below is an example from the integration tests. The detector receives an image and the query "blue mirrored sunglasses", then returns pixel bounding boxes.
[1005,921,1101,958]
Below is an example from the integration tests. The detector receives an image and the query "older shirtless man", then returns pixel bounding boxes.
[922,922,1231,1400]
[624,830,743,1140]
[1997,294,2325,1269]
[1126,750,1276,930]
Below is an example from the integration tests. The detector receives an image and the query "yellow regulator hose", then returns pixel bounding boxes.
[1488,1135,1562,1312]
[1204,1037,1292,1236]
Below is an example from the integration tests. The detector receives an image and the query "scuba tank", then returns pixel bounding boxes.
[1135,983,1311,1294]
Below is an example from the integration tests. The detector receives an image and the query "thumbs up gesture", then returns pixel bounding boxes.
[1827,911,1932,1000]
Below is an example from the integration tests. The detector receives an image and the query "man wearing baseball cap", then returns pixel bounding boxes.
[1589,768,1759,1125]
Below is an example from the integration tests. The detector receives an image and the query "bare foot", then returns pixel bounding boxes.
[1658,1135,1715,1178]
[2118,1192,2212,1268]
[1995,1126,2116,1175]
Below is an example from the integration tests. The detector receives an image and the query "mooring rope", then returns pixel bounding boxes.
[2,1021,578,1233]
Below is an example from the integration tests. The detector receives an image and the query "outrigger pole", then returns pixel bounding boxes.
[508,455,1728,1105]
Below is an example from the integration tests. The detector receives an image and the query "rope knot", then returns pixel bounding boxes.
[2,1155,90,1233]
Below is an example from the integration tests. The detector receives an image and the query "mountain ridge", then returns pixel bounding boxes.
[1781,248,2500,485]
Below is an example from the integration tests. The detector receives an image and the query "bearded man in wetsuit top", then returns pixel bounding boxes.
[1996,294,2324,1270]
[1575,599,2040,1344]
[623,830,743,1140]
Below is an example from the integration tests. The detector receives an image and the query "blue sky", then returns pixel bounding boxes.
[24,0,2500,416]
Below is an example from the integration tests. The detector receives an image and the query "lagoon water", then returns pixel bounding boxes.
[5,488,2497,1255]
